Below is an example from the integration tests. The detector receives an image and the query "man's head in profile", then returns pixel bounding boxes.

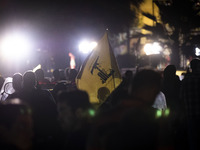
[97,87,110,104]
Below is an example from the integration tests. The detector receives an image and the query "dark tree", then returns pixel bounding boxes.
[155,0,200,68]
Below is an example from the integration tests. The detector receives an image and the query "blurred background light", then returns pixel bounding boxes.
[69,52,76,69]
[0,32,32,60]
[195,47,200,56]
[144,42,162,55]
[33,64,42,72]
[78,40,97,54]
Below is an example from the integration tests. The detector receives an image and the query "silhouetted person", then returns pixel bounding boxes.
[97,87,110,104]
[130,69,161,107]
[51,69,60,84]
[35,68,50,89]
[162,65,181,111]
[68,68,78,84]
[0,75,5,91]
[98,70,134,113]
[7,70,58,148]
[87,69,162,150]
[56,89,94,150]
[52,69,78,101]
[181,58,200,150]
[96,87,111,113]
[12,73,23,92]
[100,108,159,150]
[59,69,66,81]
[0,98,33,150]
[161,65,184,149]
[6,73,23,100]
[65,67,70,81]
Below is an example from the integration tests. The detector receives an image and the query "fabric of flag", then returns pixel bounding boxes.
[76,32,122,104]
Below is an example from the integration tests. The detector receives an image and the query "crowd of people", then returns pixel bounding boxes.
[0,58,200,150]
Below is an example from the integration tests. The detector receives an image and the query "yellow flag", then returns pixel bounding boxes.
[76,32,122,104]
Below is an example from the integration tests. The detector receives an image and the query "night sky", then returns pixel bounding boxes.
[0,0,134,76]
[0,0,130,49]
[0,1,103,72]
[0,0,106,49]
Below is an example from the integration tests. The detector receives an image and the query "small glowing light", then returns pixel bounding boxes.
[156,109,162,118]
[164,108,170,117]
[69,53,76,69]
[88,109,95,117]
[79,41,97,54]
[144,42,162,55]
[195,47,200,56]
[50,69,54,73]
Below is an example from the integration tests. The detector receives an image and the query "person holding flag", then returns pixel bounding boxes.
[76,32,122,107]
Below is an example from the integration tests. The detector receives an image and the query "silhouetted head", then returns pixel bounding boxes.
[53,69,60,81]
[102,108,158,150]
[163,65,176,78]
[190,58,200,73]
[125,70,133,79]
[68,69,78,82]
[12,73,23,91]
[57,89,92,131]
[23,71,36,89]
[97,87,110,103]
[0,98,33,150]
[35,69,45,81]
[65,67,70,80]
[57,89,91,112]
[59,69,66,80]
[131,69,161,106]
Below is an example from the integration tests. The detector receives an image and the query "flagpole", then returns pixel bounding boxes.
[112,74,116,89]
[106,30,116,89]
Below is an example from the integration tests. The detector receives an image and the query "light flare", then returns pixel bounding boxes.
[79,41,97,54]
[0,32,32,60]
[69,53,76,69]
[144,42,162,55]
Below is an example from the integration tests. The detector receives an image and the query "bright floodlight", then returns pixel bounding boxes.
[144,42,162,55]
[0,33,32,59]
[195,47,200,56]
[79,41,97,54]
